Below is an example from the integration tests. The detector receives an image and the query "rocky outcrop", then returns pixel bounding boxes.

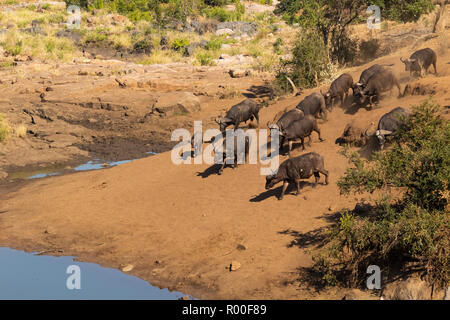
[152,92,201,117]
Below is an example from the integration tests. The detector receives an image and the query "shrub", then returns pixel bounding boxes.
[14,124,27,138]
[171,38,190,51]
[274,31,332,92]
[273,37,283,55]
[205,36,224,51]
[358,38,380,62]
[0,114,11,142]
[312,100,449,290]
[196,51,215,66]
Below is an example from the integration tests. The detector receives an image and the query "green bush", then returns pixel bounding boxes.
[274,31,332,91]
[312,100,449,289]
[171,38,190,51]
[0,114,11,142]
[196,52,215,66]
[274,0,435,66]
[273,37,283,55]
[205,36,224,51]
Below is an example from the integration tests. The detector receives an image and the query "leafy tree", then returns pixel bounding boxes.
[274,0,435,64]
[312,100,449,290]
[274,31,334,91]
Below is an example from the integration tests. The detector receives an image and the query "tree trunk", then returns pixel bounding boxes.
[433,0,448,33]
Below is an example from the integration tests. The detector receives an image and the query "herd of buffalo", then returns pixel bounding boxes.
[211,47,438,200]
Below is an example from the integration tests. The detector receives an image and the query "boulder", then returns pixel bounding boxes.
[229,261,241,271]
[152,92,201,117]
[216,28,234,36]
[216,21,258,36]
[382,277,445,300]
[229,69,250,78]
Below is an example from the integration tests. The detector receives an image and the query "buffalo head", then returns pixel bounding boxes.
[400,57,419,72]
[215,117,233,132]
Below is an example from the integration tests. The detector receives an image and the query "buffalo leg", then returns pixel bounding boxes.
[279,181,289,200]
[255,114,260,128]
[315,127,324,142]
[319,169,329,185]
[218,161,226,175]
[307,135,312,147]
[295,180,301,195]
[313,172,320,187]
[433,62,437,74]
[288,140,294,157]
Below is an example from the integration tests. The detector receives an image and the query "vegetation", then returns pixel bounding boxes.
[274,0,435,64]
[0,114,11,142]
[311,101,449,290]
[274,31,335,91]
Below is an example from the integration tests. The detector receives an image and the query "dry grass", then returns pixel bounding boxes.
[14,124,27,138]
[0,114,11,142]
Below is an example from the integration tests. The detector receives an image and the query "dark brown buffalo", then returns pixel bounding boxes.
[295,92,327,121]
[215,99,262,131]
[265,152,329,200]
[322,73,353,109]
[280,115,324,157]
[211,134,250,175]
[401,48,437,77]
[372,107,411,149]
[358,69,401,107]
[353,64,389,98]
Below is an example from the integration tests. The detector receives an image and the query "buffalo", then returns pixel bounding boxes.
[357,69,401,107]
[400,48,437,77]
[280,115,324,157]
[210,133,251,175]
[268,108,305,149]
[353,64,392,98]
[322,73,354,109]
[370,107,411,149]
[215,99,262,132]
[296,92,328,121]
[265,152,329,200]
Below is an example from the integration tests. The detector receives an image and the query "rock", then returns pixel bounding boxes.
[230,261,241,271]
[216,28,234,36]
[221,44,231,50]
[328,205,335,211]
[236,244,247,251]
[383,278,436,300]
[160,36,169,47]
[183,43,199,57]
[45,134,78,148]
[229,69,250,78]
[215,54,254,67]
[0,170,8,180]
[216,21,258,36]
[14,55,32,62]
[152,92,201,117]
[122,264,134,272]
[22,26,47,36]
[179,296,190,300]
[78,71,88,76]
[132,40,153,54]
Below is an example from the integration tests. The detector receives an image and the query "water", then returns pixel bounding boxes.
[10,152,159,181]
[0,247,188,300]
